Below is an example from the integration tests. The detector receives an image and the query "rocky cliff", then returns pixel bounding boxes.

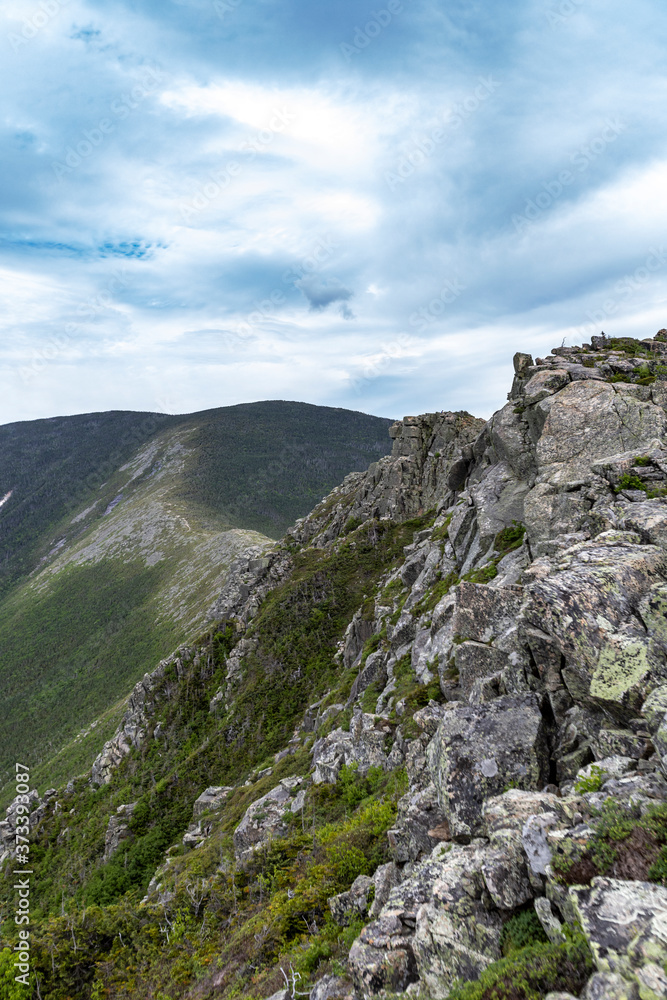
[3,333,667,1000]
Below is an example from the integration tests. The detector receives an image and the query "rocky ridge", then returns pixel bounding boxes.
[4,333,667,1000]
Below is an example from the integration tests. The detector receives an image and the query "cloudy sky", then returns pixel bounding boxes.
[2,0,667,425]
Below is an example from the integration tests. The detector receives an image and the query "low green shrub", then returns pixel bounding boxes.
[446,928,593,1000]
[499,908,548,956]
[614,473,648,494]
[574,765,604,794]
[494,521,526,553]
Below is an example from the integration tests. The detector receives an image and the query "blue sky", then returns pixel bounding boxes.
[2,0,667,424]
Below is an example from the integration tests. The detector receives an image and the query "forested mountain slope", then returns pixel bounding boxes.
[0,402,392,801]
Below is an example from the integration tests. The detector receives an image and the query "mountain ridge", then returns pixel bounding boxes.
[3,334,667,1000]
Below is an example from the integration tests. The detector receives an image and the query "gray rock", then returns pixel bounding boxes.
[311,712,391,784]
[570,877,667,987]
[453,582,524,644]
[526,532,667,716]
[103,802,137,862]
[411,845,503,997]
[233,777,303,859]
[329,874,373,926]
[192,786,233,818]
[348,843,502,997]
[427,695,550,839]
[522,811,561,875]
[347,650,388,707]
[593,727,653,761]
[534,380,666,487]
[481,833,533,910]
[534,897,566,944]
[309,975,350,1000]
[454,642,509,698]
[369,863,401,920]
[387,783,449,863]
[584,972,639,999]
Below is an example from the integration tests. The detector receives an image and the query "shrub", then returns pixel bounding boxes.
[574,764,604,794]
[446,928,593,1000]
[464,564,498,584]
[499,908,548,956]
[614,473,647,494]
[495,521,526,553]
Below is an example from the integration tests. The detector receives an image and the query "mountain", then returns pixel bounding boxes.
[2,333,667,1000]
[0,402,392,800]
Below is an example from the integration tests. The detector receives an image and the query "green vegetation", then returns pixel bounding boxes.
[574,765,604,794]
[499,909,548,956]
[607,337,653,357]
[0,948,26,999]
[457,522,526,588]
[0,514,430,924]
[463,563,498,584]
[2,740,404,999]
[0,401,393,803]
[0,410,175,600]
[552,800,667,886]
[446,927,593,1000]
[173,402,392,539]
[412,570,460,616]
[0,560,180,796]
[634,455,652,466]
[615,473,647,493]
[494,521,526,554]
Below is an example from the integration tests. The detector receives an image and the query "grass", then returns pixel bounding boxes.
[0,559,181,802]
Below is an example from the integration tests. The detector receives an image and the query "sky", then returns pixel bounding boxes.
[2,0,667,425]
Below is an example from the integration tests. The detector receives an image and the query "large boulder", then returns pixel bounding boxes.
[533,380,666,487]
[233,777,303,859]
[570,877,667,997]
[411,845,503,998]
[193,786,233,818]
[526,532,667,717]
[454,642,509,698]
[427,695,550,839]
[453,582,525,644]
[103,802,137,862]
[348,843,502,998]
[311,712,392,784]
